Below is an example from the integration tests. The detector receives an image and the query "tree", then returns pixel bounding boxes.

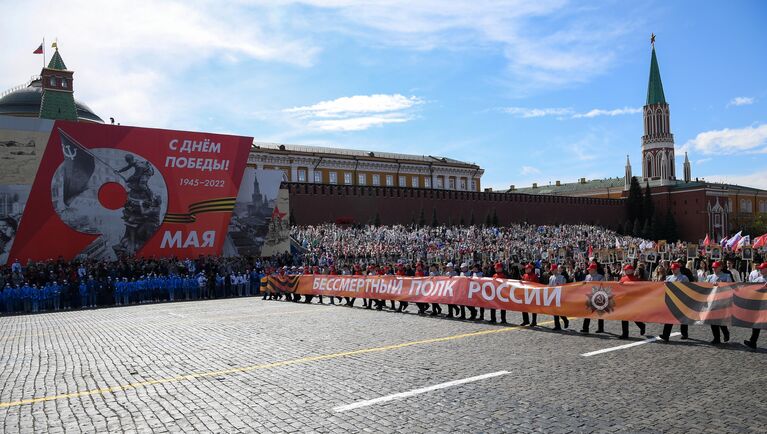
[418,208,426,226]
[643,181,655,222]
[485,212,492,227]
[469,210,476,226]
[632,218,641,237]
[459,216,466,226]
[642,218,652,239]
[626,176,643,223]
[431,207,438,227]
[447,215,453,226]
[664,209,678,242]
[491,209,499,227]
[622,220,632,236]
[374,212,381,227]
[650,213,662,240]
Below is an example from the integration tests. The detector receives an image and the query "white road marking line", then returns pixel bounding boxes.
[333,370,510,412]
[580,332,682,357]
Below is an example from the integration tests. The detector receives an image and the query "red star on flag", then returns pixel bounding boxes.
[272,206,287,221]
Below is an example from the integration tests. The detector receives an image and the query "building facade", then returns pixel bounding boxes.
[249,143,484,192]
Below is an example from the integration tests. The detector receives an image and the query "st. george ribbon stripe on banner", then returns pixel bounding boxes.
[163,197,237,223]
[267,275,767,329]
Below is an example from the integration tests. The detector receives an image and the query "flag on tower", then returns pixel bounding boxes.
[33,43,43,54]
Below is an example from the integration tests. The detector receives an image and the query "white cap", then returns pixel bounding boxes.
[460,262,468,268]
[446,262,454,267]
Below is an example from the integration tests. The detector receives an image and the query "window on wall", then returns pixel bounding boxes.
[49,77,56,86]
[436,177,443,189]
[424,177,431,188]
[329,172,338,184]
[448,178,456,190]
[398,175,406,187]
[459,179,467,190]
[759,200,767,213]
[297,169,307,182]
[314,171,322,183]
[344,172,352,185]
[740,199,753,213]
[61,79,67,88]
[470,180,477,191]
[372,174,381,186]
[412,177,419,188]
[385,175,394,186]
[358,173,366,185]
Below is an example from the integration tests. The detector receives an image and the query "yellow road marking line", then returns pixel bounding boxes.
[0,320,553,409]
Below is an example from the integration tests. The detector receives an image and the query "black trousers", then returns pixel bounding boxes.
[554,315,569,329]
[399,301,408,311]
[460,305,476,319]
[748,328,761,345]
[430,303,442,315]
[522,312,537,325]
[621,321,645,337]
[447,304,460,317]
[416,302,429,314]
[345,297,355,306]
[711,325,730,342]
[661,324,689,339]
[489,309,506,323]
[581,318,604,332]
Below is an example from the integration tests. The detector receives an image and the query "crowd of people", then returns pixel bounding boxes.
[1,223,765,349]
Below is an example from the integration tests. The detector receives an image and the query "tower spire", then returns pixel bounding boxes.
[647,37,666,105]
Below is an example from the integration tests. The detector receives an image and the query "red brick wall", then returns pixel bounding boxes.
[286,183,626,229]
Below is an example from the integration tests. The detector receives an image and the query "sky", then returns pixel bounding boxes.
[2,0,766,190]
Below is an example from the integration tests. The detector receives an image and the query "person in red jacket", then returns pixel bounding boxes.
[618,264,646,339]
[490,262,507,324]
[521,263,538,326]
[395,263,408,312]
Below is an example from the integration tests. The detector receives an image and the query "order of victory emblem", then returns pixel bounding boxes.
[586,285,615,315]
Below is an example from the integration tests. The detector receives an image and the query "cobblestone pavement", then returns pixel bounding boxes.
[0,297,765,433]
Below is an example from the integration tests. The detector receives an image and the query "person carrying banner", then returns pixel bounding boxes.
[491,262,508,324]
[519,263,538,326]
[706,261,731,345]
[549,264,569,331]
[660,262,690,341]
[459,262,477,320]
[414,262,430,315]
[580,262,605,334]
[744,262,767,349]
[395,263,409,312]
[618,264,646,339]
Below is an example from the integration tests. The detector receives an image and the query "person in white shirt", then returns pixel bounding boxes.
[706,261,731,345]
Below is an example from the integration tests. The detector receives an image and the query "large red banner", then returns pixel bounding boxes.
[268,275,767,329]
[9,120,252,261]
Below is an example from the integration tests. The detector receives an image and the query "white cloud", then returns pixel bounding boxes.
[284,94,423,131]
[502,106,641,119]
[705,171,767,190]
[727,96,755,107]
[503,107,573,118]
[521,165,540,175]
[289,0,634,89]
[680,124,767,155]
[571,107,642,118]
[0,0,321,128]
[285,94,422,118]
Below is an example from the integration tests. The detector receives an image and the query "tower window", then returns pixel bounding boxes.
[61,79,67,88]
[49,77,56,86]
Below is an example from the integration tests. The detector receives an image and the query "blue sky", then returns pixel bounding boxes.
[2,0,766,189]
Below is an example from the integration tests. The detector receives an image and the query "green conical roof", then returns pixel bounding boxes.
[646,46,666,105]
[47,49,67,70]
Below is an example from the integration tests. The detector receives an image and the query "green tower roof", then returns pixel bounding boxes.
[646,46,666,105]
[47,49,68,70]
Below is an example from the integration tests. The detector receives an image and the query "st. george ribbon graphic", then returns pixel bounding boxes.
[51,129,168,260]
